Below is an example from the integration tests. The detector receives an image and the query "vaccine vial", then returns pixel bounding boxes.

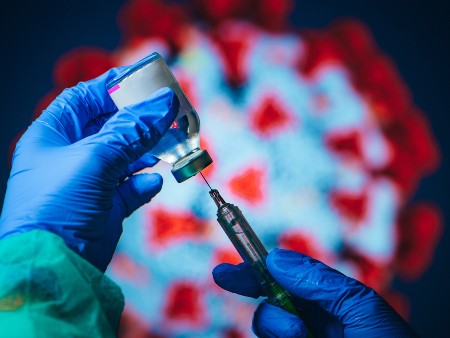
[106,52,212,183]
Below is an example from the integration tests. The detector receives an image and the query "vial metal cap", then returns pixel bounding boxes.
[171,149,213,183]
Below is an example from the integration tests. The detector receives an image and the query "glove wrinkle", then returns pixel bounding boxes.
[114,182,131,219]
[120,154,159,181]
[26,117,71,147]
[39,67,123,144]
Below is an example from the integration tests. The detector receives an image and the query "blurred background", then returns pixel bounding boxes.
[1,0,449,336]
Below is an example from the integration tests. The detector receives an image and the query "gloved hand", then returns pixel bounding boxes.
[0,68,179,272]
[213,249,419,338]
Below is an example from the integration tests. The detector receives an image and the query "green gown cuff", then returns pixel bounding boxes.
[0,230,124,337]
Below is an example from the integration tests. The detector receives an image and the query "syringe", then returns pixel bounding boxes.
[208,187,312,337]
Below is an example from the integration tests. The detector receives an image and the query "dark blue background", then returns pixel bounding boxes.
[1,1,449,336]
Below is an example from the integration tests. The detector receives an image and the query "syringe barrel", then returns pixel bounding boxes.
[216,203,298,314]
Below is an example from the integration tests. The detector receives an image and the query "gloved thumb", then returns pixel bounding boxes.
[83,87,179,174]
[114,173,163,220]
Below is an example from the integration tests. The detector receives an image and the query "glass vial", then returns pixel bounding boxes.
[106,52,212,183]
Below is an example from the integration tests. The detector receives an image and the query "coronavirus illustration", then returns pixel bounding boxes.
[21,0,442,337]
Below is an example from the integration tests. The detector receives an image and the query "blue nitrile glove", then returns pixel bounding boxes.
[213,249,419,338]
[0,68,179,272]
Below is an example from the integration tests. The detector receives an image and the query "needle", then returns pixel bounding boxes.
[199,172,213,191]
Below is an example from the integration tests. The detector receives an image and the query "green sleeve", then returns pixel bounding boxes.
[0,230,124,338]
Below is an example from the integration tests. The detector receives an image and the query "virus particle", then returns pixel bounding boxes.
[164,281,206,327]
[148,207,208,246]
[228,167,265,205]
[22,1,442,337]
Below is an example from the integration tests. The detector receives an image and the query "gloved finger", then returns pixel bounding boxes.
[212,262,262,298]
[86,173,164,273]
[266,249,415,335]
[252,301,307,338]
[120,153,160,181]
[81,111,116,138]
[114,173,163,220]
[85,87,179,171]
[36,66,127,143]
